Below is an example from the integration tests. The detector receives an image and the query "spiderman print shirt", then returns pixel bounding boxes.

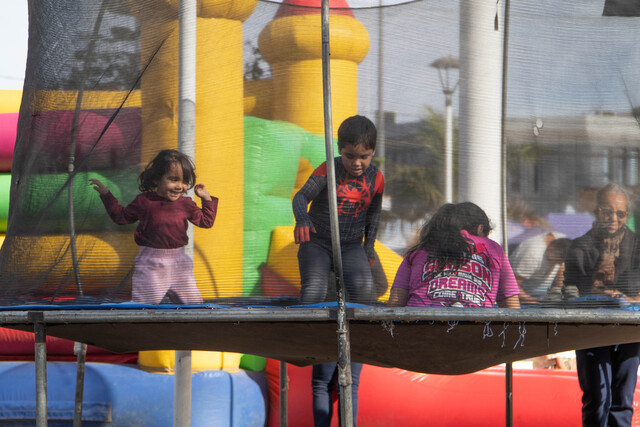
[292,157,384,258]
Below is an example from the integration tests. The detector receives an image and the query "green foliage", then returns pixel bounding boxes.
[384,106,456,223]
[385,163,443,222]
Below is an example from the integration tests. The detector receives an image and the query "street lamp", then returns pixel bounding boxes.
[430,55,459,204]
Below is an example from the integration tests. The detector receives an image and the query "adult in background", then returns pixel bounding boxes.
[564,182,640,427]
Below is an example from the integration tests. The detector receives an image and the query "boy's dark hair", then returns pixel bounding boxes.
[337,115,377,151]
[138,149,197,192]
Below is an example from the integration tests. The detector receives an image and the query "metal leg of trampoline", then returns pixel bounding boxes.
[34,320,47,427]
[280,360,288,426]
[506,362,513,427]
[73,342,87,427]
[174,350,192,427]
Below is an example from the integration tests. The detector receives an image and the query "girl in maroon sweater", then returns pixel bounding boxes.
[90,150,218,304]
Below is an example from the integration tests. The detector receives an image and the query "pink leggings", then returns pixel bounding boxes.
[132,246,203,305]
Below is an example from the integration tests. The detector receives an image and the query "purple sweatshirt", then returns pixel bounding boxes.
[392,230,519,307]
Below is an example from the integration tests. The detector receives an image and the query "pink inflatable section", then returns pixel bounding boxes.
[26,110,139,170]
[0,113,17,172]
[264,358,640,426]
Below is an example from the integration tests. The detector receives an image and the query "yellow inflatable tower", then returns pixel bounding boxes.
[258,0,370,135]
[127,0,257,297]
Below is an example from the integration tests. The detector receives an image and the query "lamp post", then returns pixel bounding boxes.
[430,55,459,204]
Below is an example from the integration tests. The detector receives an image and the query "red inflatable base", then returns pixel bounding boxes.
[266,358,640,426]
[0,327,137,364]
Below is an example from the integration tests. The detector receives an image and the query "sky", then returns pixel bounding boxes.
[2,0,638,121]
[0,2,28,90]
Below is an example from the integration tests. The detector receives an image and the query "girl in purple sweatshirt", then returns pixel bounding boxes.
[389,202,519,309]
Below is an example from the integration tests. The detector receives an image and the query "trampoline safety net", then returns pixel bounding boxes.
[1,0,640,317]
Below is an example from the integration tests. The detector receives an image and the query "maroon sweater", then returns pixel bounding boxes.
[100,191,218,249]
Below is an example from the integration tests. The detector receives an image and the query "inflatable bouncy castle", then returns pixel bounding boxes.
[0,0,404,304]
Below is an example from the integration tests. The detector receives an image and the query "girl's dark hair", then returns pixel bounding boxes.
[455,202,493,236]
[407,202,492,274]
[138,149,196,192]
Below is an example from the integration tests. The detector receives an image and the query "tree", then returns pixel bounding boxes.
[243,41,271,81]
[62,25,140,91]
[383,106,455,223]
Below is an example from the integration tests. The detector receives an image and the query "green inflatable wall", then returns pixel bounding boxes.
[14,170,138,235]
[0,174,10,233]
[243,117,336,295]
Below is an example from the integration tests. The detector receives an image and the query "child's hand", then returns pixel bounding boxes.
[294,226,316,244]
[89,178,109,195]
[194,184,212,201]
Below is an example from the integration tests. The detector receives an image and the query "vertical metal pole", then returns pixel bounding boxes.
[376,1,385,176]
[34,320,47,427]
[500,1,513,426]
[506,362,513,427]
[73,342,87,427]
[174,351,192,427]
[444,92,454,203]
[279,361,288,427]
[176,0,196,426]
[500,0,511,252]
[178,0,197,254]
[320,0,354,426]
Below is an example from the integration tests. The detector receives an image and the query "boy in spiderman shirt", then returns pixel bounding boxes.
[292,114,384,426]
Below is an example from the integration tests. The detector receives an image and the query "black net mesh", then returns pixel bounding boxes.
[1,0,640,311]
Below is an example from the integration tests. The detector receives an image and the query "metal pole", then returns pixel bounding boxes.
[174,351,192,427]
[500,0,513,426]
[178,0,197,254]
[73,342,88,427]
[320,0,353,425]
[444,91,454,203]
[34,320,47,427]
[279,361,288,427]
[376,1,385,175]
[506,361,513,427]
[430,56,458,204]
[175,0,197,425]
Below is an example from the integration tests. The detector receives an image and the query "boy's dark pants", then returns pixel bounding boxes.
[298,238,373,426]
[298,239,374,305]
[576,342,640,427]
[311,362,362,427]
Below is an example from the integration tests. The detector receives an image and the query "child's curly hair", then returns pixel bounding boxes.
[138,149,196,192]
